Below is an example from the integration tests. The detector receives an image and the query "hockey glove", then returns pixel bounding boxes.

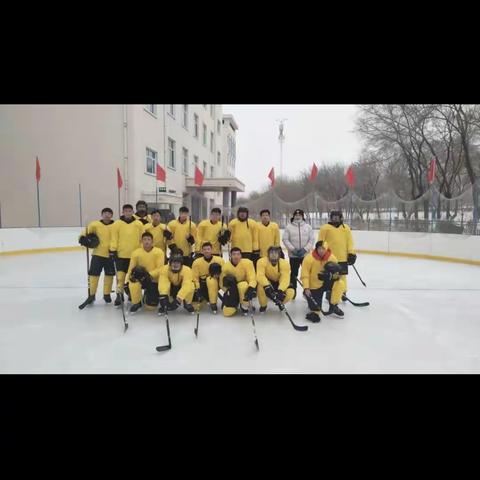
[244,286,257,302]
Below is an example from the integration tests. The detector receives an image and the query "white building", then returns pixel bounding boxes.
[0,104,244,227]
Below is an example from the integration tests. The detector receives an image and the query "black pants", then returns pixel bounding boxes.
[89,255,115,276]
[289,257,303,289]
[241,252,260,269]
[193,278,209,302]
[143,281,159,306]
[306,288,327,311]
[114,257,130,273]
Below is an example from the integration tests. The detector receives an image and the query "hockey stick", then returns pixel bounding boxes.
[194,303,201,338]
[156,307,172,352]
[352,264,366,287]
[112,257,128,332]
[280,303,308,331]
[248,300,260,351]
[298,270,369,306]
[343,295,370,307]
[78,226,93,310]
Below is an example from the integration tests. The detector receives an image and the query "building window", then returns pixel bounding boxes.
[203,123,207,146]
[217,151,221,165]
[182,105,188,129]
[145,104,156,116]
[210,104,214,117]
[182,148,189,175]
[217,120,221,134]
[168,104,175,118]
[146,147,157,175]
[210,166,214,178]
[194,114,199,138]
[168,138,176,169]
[210,131,214,152]
[203,161,207,176]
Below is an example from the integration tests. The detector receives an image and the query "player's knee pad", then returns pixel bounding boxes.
[223,306,237,317]
[89,276,100,295]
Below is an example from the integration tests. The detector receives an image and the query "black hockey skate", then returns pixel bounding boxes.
[184,302,195,314]
[129,302,142,314]
[327,304,344,318]
[114,293,124,307]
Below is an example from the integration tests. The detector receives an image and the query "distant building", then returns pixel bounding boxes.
[0,105,244,227]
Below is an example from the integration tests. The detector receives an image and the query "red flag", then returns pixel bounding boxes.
[345,165,355,187]
[35,157,41,183]
[156,164,166,182]
[309,163,319,182]
[194,166,204,186]
[268,167,275,187]
[117,168,123,189]
[427,158,437,184]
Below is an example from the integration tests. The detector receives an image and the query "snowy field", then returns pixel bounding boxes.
[1,250,480,374]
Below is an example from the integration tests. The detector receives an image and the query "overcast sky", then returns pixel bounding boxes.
[222,104,362,194]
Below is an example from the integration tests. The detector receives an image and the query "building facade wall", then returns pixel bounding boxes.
[0,104,239,227]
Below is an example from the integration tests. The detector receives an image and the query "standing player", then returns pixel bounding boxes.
[257,209,281,259]
[78,207,115,308]
[126,232,165,313]
[282,209,315,297]
[143,209,168,260]
[166,206,197,267]
[223,207,259,264]
[195,207,223,258]
[219,247,257,317]
[301,241,345,322]
[191,242,224,313]
[317,211,356,301]
[158,254,195,315]
[109,204,144,306]
[133,200,152,225]
[256,246,295,313]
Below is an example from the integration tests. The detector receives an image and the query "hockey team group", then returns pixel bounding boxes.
[78,200,362,348]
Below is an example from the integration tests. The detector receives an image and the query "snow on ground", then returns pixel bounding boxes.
[1,250,480,374]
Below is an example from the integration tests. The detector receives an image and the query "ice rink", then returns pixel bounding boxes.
[1,250,480,374]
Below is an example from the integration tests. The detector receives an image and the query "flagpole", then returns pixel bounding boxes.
[155,162,158,207]
[36,180,41,227]
[78,183,83,227]
[118,187,121,219]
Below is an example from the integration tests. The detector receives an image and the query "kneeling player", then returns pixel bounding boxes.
[126,232,165,314]
[256,246,295,313]
[78,207,115,308]
[301,241,345,322]
[191,242,224,313]
[158,254,195,315]
[220,247,257,317]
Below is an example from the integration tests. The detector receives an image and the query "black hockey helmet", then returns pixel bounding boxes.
[237,206,249,219]
[324,261,341,274]
[169,254,184,272]
[329,210,343,220]
[267,246,282,264]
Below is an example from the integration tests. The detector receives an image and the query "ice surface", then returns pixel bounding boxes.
[1,251,480,373]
